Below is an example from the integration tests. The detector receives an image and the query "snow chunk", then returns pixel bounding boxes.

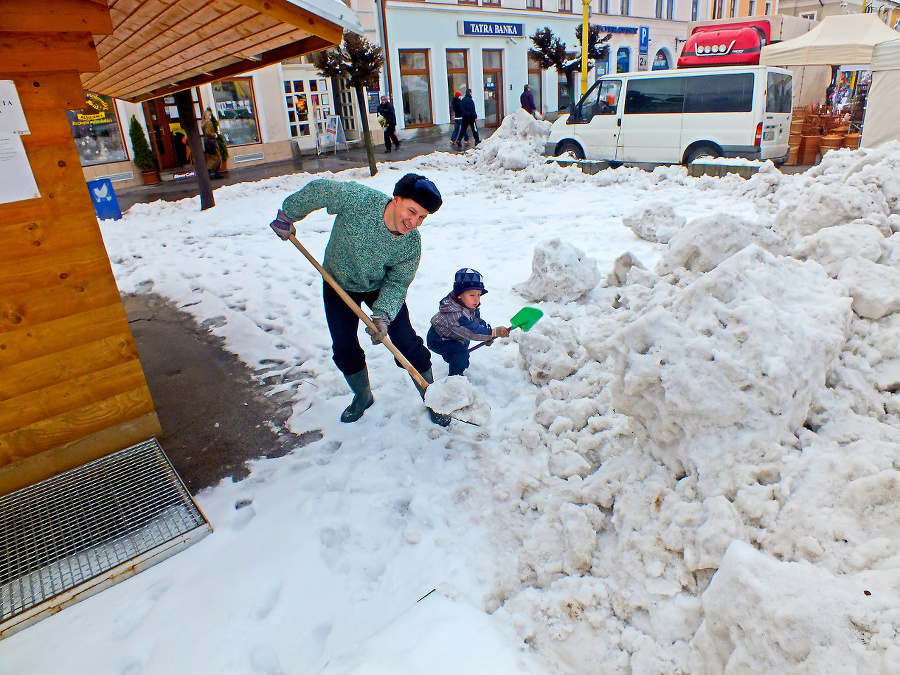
[518,320,585,386]
[424,375,491,426]
[657,214,788,276]
[792,223,892,276]
[622,203,686,244]
[774,182,889,241]
[690,541,900,674]
[514,238,599,303]
[474,109,552,172]
[609,246,850,492]
[837,257,900,319]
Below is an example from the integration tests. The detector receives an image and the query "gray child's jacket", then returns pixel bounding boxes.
[430,293,493,344]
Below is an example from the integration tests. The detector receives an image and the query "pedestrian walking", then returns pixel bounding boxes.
[520,84,537,117]
[449,91,468,148]
[377,96,401,153]
[269,173,450,426]
[458,89,480,148]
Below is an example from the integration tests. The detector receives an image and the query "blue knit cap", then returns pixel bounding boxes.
[453,268,487,295]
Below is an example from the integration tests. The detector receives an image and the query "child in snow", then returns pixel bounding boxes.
[426,268,509,376]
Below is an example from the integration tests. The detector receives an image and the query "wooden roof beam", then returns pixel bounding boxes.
[127,34,333,101]
[0,0,113,34]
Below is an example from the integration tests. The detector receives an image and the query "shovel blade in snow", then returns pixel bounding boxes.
[510,307,543,332]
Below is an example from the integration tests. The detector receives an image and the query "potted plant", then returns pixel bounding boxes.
[129,115,159,184]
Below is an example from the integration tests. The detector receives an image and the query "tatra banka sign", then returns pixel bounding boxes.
[459,21,524,37]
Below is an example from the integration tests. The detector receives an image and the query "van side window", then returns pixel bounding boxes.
[572,80,621,123]
[766,72,792,113]
[684,73,754,113]
[623,77,685,114]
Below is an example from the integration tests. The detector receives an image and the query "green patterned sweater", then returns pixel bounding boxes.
[282,179,421,321]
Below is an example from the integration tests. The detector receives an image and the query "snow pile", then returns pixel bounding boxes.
[621,202,686,244]
[772,143,900,243]
[657,213,788,275]
[513,238,599,303]
[474,109,552,172]
[485,166,900,671]
[424,375,491,426]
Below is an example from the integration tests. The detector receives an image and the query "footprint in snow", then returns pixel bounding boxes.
[250,578,282,620]
[233,499,256,531]
[111,579,172,639]
[249,645,285,675]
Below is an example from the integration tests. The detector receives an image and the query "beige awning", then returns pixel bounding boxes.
[78,0,361,102]
[759,14,900,66]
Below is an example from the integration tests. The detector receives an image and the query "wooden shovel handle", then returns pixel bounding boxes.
[287,234,429,391]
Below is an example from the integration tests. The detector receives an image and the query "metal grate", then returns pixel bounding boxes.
[233,152,265,163]
[0,439,209,634]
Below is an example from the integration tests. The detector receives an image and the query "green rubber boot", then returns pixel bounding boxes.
[341,368,374,423]
[412,369,451,427]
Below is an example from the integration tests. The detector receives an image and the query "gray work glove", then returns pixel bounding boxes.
[366,316,390,345]
[270,209,295,241]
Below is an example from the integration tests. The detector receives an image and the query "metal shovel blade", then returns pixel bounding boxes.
[510,306,543,332]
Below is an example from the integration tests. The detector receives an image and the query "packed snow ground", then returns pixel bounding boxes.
[4,111,900,674]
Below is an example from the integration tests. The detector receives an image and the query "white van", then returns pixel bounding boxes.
[544,65,793,165]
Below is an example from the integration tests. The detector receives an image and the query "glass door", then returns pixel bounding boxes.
[482,49,503,127]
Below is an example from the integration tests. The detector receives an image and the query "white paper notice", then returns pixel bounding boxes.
[0,80,30,135]
[0,133,41,204]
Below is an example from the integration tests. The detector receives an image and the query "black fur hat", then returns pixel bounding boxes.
[393,173,442,214]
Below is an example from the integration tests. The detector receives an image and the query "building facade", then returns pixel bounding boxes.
[76,0,714,186]
[382,0,711,129]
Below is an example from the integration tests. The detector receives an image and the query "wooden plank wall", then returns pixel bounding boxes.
[0,7,161,496]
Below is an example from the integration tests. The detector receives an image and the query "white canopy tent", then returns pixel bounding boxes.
[861,38,900,148]
[759,13,900,66]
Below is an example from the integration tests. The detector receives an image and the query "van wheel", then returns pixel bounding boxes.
[685,144,722,165]
[556,141,585,159]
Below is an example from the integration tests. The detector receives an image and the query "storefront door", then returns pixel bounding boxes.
[142,94,196,170]
[482,49,503,127]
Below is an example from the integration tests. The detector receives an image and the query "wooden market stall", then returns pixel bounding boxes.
[0,0,359,497]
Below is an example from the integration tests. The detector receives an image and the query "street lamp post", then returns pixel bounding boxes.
[581,0,591,95]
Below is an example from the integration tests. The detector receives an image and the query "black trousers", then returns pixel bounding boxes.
[323,282,431,376]
[384,124,400,150]
[460,118,480,143]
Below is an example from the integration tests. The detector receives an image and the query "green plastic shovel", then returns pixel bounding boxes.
[469,307,543,352]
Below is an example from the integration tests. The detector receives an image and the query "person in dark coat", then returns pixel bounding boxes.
[520,84,536,116]
[377,96,401,153]
[458,89,480,148]
[449,91,469,148]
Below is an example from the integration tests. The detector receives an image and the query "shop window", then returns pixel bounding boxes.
[617,47,630,73]
[712,0,723,19]
[284,79,312,138]
[692,0,699,20]
[558,52,576,110]
[527,0,542,8]
[400,50,433,127]
[655,0,663,18]
[667,0,674,19]
[528,53,543,113]
[483,0,500,5]
[213,78,261,146]
[747,0,755,14]
[458,0,477,5]
[559,0,573,11]
[652,50,670,71]
[765,1,772,14]
[66,92,128,166]
[337,80,356,134]
[729,0,737,16]
[620,0,630,16]
[599,0,609,12]
[447,49,469,118]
